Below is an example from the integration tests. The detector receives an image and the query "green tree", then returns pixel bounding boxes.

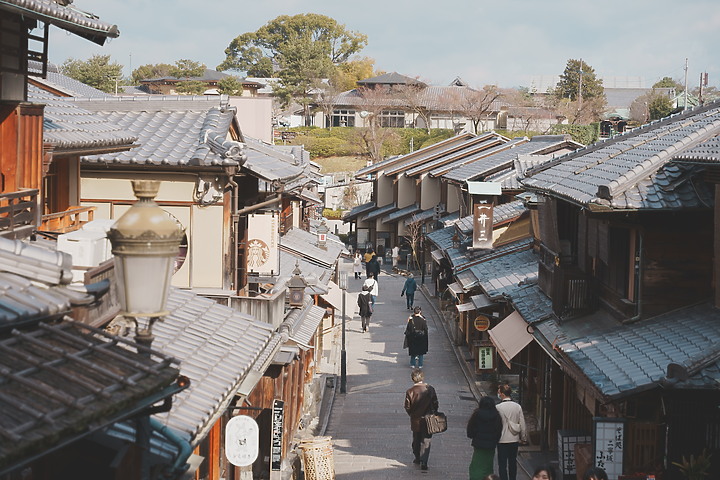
[61,54,123,93]
[175,80,207,95]
[131,63,173,85]
[653,76,683,91]
[217,76,244,95]
[171,59,206,79]
[555,59,604,102]
[647,94,674,120]
[218,14,367,123]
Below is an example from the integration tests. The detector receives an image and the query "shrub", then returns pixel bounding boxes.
[322,209,343,220]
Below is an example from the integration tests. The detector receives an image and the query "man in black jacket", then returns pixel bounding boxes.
[404,369,439,471]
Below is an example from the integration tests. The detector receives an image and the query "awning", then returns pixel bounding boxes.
[471,294,493,309]
[488,311,534,368]
[467,181,502,196]
[431,249,444,263]
[320,280,343,311]
[456,302,476,312]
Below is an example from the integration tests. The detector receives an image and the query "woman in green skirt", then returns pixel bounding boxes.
[467,396,503,479]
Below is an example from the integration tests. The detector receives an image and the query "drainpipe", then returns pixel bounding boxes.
[149,418,192,476]
[629,231,644,322]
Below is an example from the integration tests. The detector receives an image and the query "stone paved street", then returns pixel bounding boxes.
[323,268,530,479]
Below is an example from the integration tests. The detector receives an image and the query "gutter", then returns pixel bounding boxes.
[149,418,192,476]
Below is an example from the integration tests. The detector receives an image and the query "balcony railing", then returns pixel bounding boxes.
[40,205,96,234]
[0,189,38,239]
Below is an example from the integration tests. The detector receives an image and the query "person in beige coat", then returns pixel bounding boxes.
[495,384,527,480]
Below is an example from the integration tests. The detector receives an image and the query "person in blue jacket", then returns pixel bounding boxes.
[401,273,418,310]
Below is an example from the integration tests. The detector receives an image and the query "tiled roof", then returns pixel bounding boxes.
[280,227,344,268]
[522,101,720,210]
[0,0,119,45]
[404,133,509,177]
[360,203,398,222]
[343,201,376,222]
[0,320,180,472]
[508,283,554,325]
[278,250,333,289]
[28,85,137,153]
[672,136,720,163]
[404,205,445,226]
[357,72,426,86]
[558,302,720,399]
[382,204,420,224]
[151,289,277,445]
[466,247,538,300]
[29,67,110,98]
[428,137,528,178]
[356,134,475,177]
[485,155,555,190]
[77,98,245,168]
[284,304,327,348]
[493,200,528,224]
[243,137,306,182]
[440,136,580,182]
[0,238,99,329]
[140,69,230,83]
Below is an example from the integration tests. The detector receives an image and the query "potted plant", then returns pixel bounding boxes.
[672,450,711,480]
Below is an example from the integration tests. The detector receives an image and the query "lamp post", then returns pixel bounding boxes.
[288,262,307,308]
[317,219,329,250]
[107,180,184,353]
[106,180,184,480]
[338,271,348,393]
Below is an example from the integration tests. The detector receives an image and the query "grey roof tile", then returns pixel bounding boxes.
[343,201,376,222]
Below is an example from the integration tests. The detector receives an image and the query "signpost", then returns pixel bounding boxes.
[270,400,284,477]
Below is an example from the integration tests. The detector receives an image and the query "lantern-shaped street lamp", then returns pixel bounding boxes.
[317,219,329,249]
[288,262,307,308]
[107,181,185,351]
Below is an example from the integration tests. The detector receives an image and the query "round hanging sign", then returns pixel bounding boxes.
[474,315,491,332]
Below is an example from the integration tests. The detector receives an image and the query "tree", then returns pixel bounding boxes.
[395,83,431,133]
[555,59,604,102]
[175,80,207,95]
[217,76,243,96]
[218,14,367,120]
[554,96,606,125]
[629,90,674,123]
[352,86,399,164]
[131,63,173,85]
[653,76,683,91]
[331,57,377,91]
[171,59,206,79]
[61,54,123,93]
[446,85,502,134]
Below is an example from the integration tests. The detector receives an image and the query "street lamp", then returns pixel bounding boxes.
[288,262,307,308]
[107,180,184,353]
[317,219,329,250]
[338,271,348,393]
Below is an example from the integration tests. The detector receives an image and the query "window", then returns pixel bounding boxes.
[330,109,355,127]
[379,110,405,128]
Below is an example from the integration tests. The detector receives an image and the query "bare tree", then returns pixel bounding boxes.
[341,180,368,209]
[351,86,398,164]
[403,215,424,272]
[553,96,606,125]
[315,80,341,129]
[395,84,432,133]
[449,85,502,134]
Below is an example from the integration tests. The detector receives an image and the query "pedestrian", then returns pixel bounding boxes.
[467,396,503,480]
[401,273,418,310]
[357,284,373,332]
[364,249,374,276]
[392,244,400,270]
[404,306,428,369]
[363,277,379,306]
[367,254,380,279]
[532,465,556,480]
[353,251,363,279]
[404,368,438,471]
[496,384,528,480]
[582,467,608,480]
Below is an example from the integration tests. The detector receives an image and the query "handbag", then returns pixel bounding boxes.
[422,411,448,435]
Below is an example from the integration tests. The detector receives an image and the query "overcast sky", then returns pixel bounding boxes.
[49,0,719,90]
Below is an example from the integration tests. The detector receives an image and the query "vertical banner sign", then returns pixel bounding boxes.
[271,400,284,472]
[594,418,624,479]
[473,204,493,249]
[477,345,494,370]
[248,213,279,276]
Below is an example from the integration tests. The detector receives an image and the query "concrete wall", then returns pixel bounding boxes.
[447,183,462,214]
[228,96,273,143]
[397,176,416,208]
[420,176,441,210]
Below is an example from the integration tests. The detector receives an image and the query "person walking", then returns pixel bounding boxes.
[392,245,400,270]
[357,284,373,332]
[366,254,381,280]
[496,384,528,480]
[353,251,363,279]
[467,396,503,480]
[401,273,418,310]
[363,277,379,306]
[404,306,428,369]
[404,368,438,471]
[532,465,556,480]
[364,249,374,277]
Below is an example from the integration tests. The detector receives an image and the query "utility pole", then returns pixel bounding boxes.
[683,58,689,110]
[578,58,583,107]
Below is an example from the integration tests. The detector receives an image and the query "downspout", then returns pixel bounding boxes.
[226,172,240,293]
[629,230,644,322]
[149,418,192,476]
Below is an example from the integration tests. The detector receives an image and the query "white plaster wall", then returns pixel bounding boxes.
[420,176,441,210]
[397,176,416,208]
[447,183,461,214]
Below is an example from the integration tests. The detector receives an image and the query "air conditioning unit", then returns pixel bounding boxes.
[57,229,110,267]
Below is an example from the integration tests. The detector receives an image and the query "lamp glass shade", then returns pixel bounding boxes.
[114,252,175,317]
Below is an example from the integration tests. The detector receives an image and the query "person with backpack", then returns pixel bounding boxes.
[357,284,373,332]
[401,273,417,310]
[404,306,429,368]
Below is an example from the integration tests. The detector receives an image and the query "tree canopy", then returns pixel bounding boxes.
[61,54,123,93]
[555,59,604,102]
[171,59,206,79]
[131,63,173,85]
[653,76,683,91]
[217,76,244,96]
[218,13,368,121]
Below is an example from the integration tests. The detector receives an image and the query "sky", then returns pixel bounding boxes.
[48,0,720,91]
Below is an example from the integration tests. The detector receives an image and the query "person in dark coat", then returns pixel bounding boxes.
[404,306,429,368]
[366,254,381,279]
[404,368,438,471]
[357,284,373,332]
[467,396,503,480]
[401,273,418,310]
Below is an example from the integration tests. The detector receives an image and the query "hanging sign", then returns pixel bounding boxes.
[477,345,495,370]
[473,204,493,249]
[225,415,259,467]
[594,418,625,479]
[248,212,280,276]
[474,315,491,331]
[271,400,285,471]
